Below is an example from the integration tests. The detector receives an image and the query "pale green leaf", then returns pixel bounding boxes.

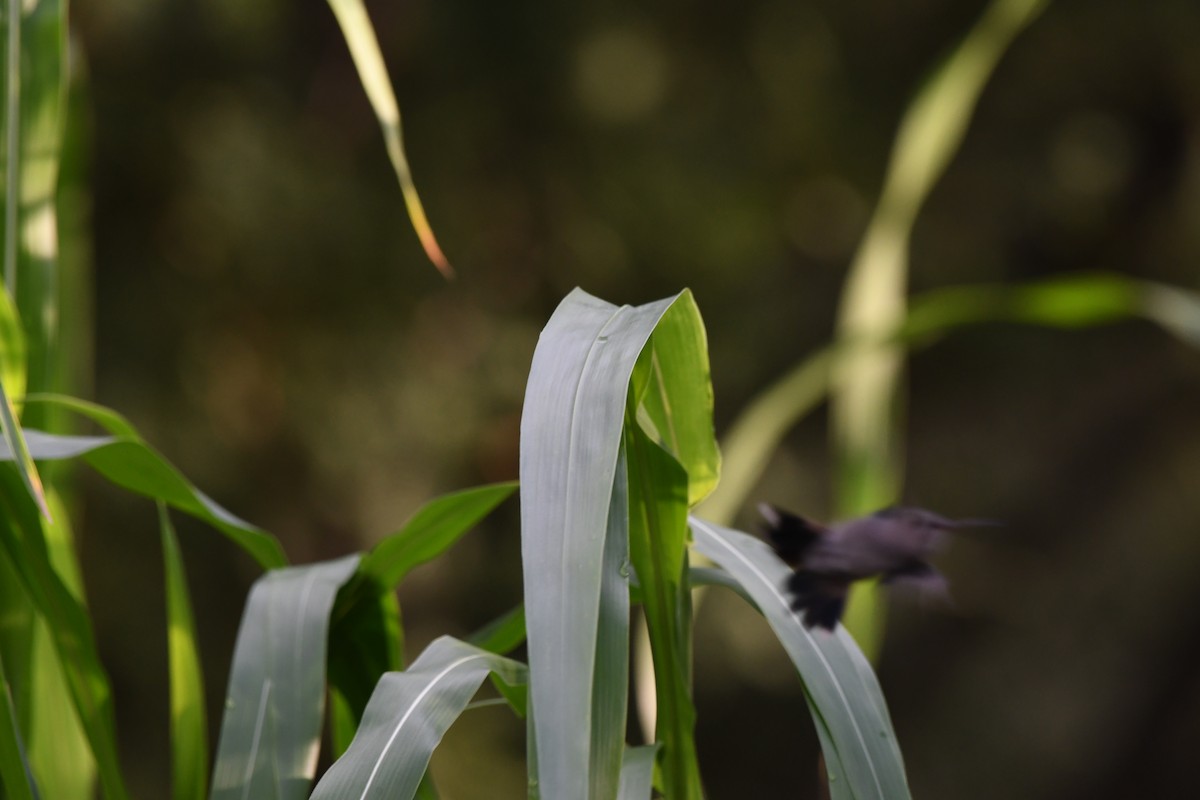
[690,518,910,800]
[310,637,526,799]
[519,288,683,800]
[210,555,360,800]
[616,745,658,800]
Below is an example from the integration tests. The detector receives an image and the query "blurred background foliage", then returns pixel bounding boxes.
[65,0,1200,796]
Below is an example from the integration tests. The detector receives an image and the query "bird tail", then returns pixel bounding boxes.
[785,571,849,631]
[759,503,825,566]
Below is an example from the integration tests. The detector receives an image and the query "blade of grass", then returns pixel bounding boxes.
[25,489,93,799]
[210,554,360,800]
[160,504,207,800]
[465,605,526,656]
[0,649,39,800]
[624,419,700,799]
[519,288,683,799]
[0,471,127,799]
[310,637,526,799]
[324,0,452,278]
[690,517,910,799]
[831,0,1048,654]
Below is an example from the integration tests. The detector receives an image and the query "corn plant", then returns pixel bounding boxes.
[4,0,1200,797]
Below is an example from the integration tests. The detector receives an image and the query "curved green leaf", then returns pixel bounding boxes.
[210,555,360,800]
[632,293,720,506]
[690,517,910,800]
[310,637,526,799]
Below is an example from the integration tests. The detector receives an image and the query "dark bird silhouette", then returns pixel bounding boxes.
[760,503,993,630]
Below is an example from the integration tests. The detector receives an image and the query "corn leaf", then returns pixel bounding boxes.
[0,428,285,569]
[616,745,658,800]
[0,471,127,799]
[209,555,360,800]
[310,637,526,799]
[690,517,909,799]
[0,648,38,800]
[519,288,687,799]
[160,505,207,800]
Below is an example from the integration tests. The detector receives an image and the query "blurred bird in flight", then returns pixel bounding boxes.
[760,503,996,630]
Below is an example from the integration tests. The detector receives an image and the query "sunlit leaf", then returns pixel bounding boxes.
[25,489,93,799]
[160,505,207,800]
[324,0,453,278]
[632,292,720,507]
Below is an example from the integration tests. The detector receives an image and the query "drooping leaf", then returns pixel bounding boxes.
[0,428,285,569]
[310,637,526,799]
[690,517,910,800]
[209,555,360,800]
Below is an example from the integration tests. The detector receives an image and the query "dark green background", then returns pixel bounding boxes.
[73,0,1200,796]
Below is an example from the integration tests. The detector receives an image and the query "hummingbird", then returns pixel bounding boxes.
[759,503,993,630]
